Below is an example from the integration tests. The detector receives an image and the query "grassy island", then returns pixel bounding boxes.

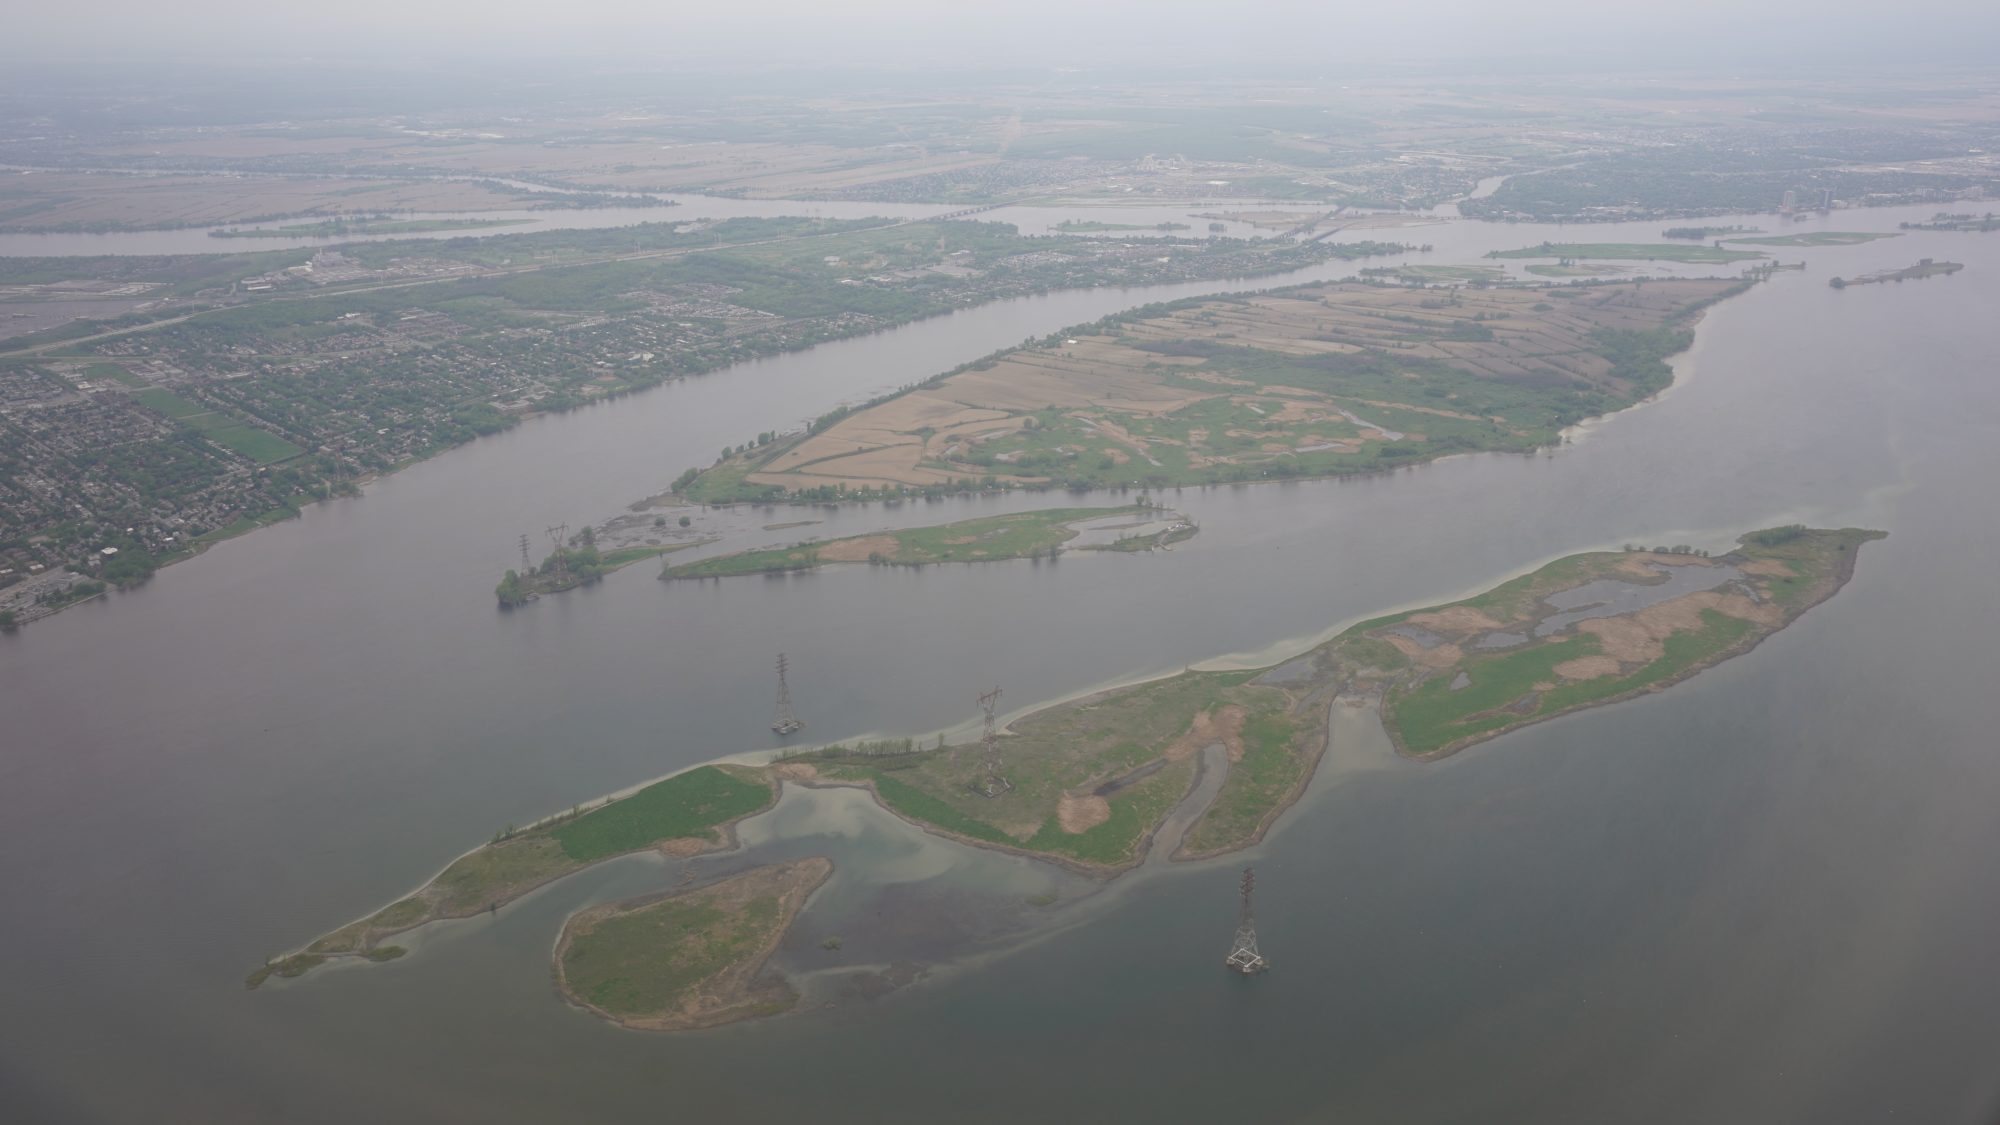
[1900,213,1999,233]
[680,277,1747,502]
[1829,259,1963,288]
[1722,231,1896,247]
[1330,526,1884,757]
[663,506,1194,580]
[256,764,777,986]
[1358,264,1507,285]
[282,527,1879,997]
[1488,242,1767,263]
[555,858,832,1032]
[498,534,707,606]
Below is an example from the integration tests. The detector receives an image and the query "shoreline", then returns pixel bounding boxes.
[6,236,1372,635]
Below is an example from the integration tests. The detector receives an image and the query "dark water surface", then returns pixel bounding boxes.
[4,207,2000,1123]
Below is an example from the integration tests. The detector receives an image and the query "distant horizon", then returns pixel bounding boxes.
[5,0,2000,71]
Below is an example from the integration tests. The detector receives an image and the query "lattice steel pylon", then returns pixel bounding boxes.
[1225,867,1270,974]
[518,533,533,575]
[545,524,569,581]
[771,653,803,735]
[970,687,1011,797]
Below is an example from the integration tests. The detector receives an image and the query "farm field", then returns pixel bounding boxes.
[690,276,1745,500]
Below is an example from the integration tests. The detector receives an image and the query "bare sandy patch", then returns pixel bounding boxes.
[1580,589,1780,664]
[817,534,899,563]
[1418,642,1465,670]
[1553,656,1622,681]
[1740,558,1796,577]
[1384,635,1428,662]
[655,837,713,857]
[1164,705,1249,762]
[1057,793,1112,834]
[1409,606,1507,635]
[1616,555,1667,578]
[771,762,819,782]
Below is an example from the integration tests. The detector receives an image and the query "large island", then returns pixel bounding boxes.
[268,525,1880,1018]
[679,277,1747,503]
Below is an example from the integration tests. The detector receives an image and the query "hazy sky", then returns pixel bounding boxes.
[9,0,2000,67]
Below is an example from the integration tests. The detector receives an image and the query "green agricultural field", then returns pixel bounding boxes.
[1487,242,1767,263]
[134,388,304,464]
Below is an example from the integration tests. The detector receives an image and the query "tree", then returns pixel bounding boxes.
[0,609,16,633]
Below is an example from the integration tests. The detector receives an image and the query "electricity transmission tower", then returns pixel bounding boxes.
[544,524,569,581]
[771,653,803,735]
[1225,867,1270,974]
[518,533,533,575]
[969,687,1012,798]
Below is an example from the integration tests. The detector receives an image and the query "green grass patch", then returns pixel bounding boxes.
[1183,710,1305,855]
[133,388,304,463]
[562,897,743,1015]
[431,834,572,914]
[550,766,774,862]
[1391,633,1599,754]
[867,774,1013,845]
[83,362,146,387]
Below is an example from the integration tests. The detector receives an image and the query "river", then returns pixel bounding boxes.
[4,204,1999,1123]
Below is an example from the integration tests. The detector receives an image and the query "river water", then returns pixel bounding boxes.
[4,205,2000,1123]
